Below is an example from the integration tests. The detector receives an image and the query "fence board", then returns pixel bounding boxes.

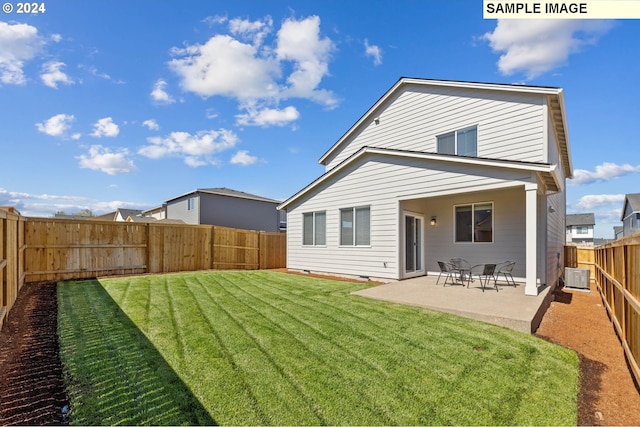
[0,207,25,328]
[588,234,640,388]
[2,209,285,329]
[20,217,285,283]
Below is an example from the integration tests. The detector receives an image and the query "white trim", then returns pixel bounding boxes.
[402,210,425,279]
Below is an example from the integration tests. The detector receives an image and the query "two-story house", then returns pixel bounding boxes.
[165,187,284,232]
[279,78,572,296]
[566,213,595,245]
[621,193,640,237]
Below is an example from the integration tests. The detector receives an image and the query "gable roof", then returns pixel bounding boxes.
[621,193,640,220]
[318,77,572,178]
[165,187,281,204]
[566,213,595,226]
[278,146,559,210]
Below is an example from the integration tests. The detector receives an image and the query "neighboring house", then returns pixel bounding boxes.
[621,193,640,237]
[165,187,284,232]
[92,208,143,222]
[614,226,623,240]
[114,208,143,222]
[279,77,572,296]
[566,213,595,245]
[142,205,166,220]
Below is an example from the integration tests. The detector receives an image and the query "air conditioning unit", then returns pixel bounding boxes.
[565,267,590,290]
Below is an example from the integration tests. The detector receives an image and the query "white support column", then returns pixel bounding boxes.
[525,184,538,296]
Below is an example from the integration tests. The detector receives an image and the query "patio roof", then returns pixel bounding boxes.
[279,146,560,210]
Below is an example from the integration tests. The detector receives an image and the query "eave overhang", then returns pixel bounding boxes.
[279,147,559,211]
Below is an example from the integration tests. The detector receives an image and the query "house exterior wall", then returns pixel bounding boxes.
[566,225,594,244]
[200,194,281,232]
[323,86,546,171]
[286,154,538,280]
[400,186,527,279]
[166,195,200,224]
[545,112,567,286]
[622,203,640,236]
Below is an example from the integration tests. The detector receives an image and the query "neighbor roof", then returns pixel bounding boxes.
[318,77,572,179]
[621,193,640,220]
[566,213,595,226]
[165,187,281,204]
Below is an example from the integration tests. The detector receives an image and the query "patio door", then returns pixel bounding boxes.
[404,213,424,277]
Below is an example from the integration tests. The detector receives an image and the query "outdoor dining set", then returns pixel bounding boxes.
[436,258,516,292]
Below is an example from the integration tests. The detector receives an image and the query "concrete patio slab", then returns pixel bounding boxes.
[352,275,553,333]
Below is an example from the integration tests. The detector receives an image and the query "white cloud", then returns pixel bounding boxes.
[236,105,299,127]
[50,33,62,43]
[36,113,75,137]
[229,16,273,46]
[91,117,120,138]
[138,129,239,167]
[276,16,337,107]
[482,20,614,79]
[142,119,159,131]
[78,145,135,175]
[570,162,640,186]
[169,15,337,125]
[169,34,280,100]
[151,79,175,104]
[574,194,625,210]
[364,39,382,66]
[0,21,44,85]
[230,150,258,166]
[40,61,74,88]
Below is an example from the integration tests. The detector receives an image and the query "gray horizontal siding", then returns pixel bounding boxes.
[325,85,546,170]
[287,155,537,279]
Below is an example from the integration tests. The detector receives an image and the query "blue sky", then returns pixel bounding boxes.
[1,0,638,238]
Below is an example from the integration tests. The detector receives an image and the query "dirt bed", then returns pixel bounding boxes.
[0,277,639,426]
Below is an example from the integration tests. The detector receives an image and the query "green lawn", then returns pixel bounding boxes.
[58,270,578,426]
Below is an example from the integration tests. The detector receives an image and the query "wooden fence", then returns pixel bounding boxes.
[1,213,285,324]
[24,217,286,283]
[0,207,26,329]
[567,236,640,386]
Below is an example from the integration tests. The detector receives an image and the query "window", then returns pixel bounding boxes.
[576,226,588,235]
[340,206,370,246]
[187,197,196,211]
[303,211,326,245]
[437,126,477,156]
[455,202,493,243]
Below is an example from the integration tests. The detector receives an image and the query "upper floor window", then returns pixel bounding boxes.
[340,206,370,246]
[576,226,589,235]
[303,211,326,246]
[187,197,196,211]
[455,202,493,243]
[437,126,477,157]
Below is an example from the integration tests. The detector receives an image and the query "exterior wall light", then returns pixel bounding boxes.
[430,217,437,226]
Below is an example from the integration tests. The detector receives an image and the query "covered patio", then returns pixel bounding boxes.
[352,275,554,333]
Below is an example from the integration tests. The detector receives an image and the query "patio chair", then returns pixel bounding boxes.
[471,263,497,292]
[449,258,473,285]
[436,261,456,286]
[494,261,516,287]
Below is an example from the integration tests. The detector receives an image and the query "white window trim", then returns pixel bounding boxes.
[187,197,196,211]
[339,206,371,247]
[453,201,494,244]
[302,211,326,246]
